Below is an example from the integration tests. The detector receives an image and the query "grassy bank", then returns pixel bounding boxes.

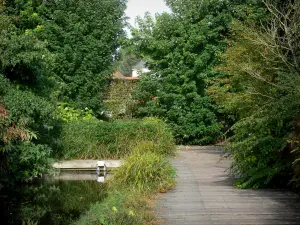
[61,118,177,224]
[75,144,176,225]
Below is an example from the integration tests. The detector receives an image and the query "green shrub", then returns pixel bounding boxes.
[60,118,176,159]
[112,145,176,191]
[214,1,300,188]
[4,142,53,181]
[59,120,101,159]
[56,102,95,122]
[128,140,172,156]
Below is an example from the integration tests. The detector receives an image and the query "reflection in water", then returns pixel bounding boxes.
[51,171,110,182]
[97,170,108,183]
[0,178,107,225]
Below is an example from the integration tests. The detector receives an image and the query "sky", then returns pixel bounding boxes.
[125,0,171,27]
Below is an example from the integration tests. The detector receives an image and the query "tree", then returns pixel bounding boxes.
[37,0,127,114]
[0,0,128,183]
[0,0,55,182]
[214,0,300,188]
[131,0,238,144]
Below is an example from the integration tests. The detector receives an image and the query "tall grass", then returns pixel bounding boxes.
[72,119,177,225]
[112,142,176,191]
[75,148,176,225]
[60,117,175,159]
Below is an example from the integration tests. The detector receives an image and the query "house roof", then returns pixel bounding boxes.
[112,70,139,80]
[113,70,126,79]
[123,76,139,80]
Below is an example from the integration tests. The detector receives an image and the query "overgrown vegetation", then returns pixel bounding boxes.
[75,123,176,225]
[0,0,126,184]
[129,0,300,189]
[215,0,300,188]
[130,0,265,145]
[2,0,300,223]
[131,6,227,145]
[60,118,175,159]
[104,79,138,119]
[113,142,176,191]
[75,188,153,225]
[0,1,177,223]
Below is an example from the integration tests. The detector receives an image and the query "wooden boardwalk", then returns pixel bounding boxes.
[157,146,300,225]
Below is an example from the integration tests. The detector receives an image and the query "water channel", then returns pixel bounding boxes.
[0,173,108,225]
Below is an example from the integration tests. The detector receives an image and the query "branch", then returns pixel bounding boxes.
[246,91,275,100]
[263,0,300,71]
[241,67,282,89]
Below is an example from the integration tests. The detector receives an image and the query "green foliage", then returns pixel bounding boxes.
[113,143,176,191]
[0,75,55,153]
[36,0,127,114]
[215,0,300,188]
[130,0,269,145]
[56,102,95,122]
[59,120,102,159]
[130,0,237,144]
[60,118,176,159]
[1,0,127,113]
[75,188,151,225]
[134,74,222,144]
[0,1,54,183]
[0,0,127,184]
[4,142,53,182]
[75,125,176,225]
[105,79,138,119]
[3,85,54,129]
[0,1,51,96]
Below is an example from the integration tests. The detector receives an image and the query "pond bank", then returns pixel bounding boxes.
[0,118,177,225]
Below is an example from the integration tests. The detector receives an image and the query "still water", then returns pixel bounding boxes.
[0,177,107,225]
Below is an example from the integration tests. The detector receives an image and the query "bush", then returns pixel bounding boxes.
[56,102,95,122]
[0,75,56,183]
[60,118,175,159]
[133,74,222,145]
[214,1,300,188]
[112,143,176,191]
[3,142,53,182]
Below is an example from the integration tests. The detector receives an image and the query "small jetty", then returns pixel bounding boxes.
[51,160,122,183]
[53,160,122,171]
